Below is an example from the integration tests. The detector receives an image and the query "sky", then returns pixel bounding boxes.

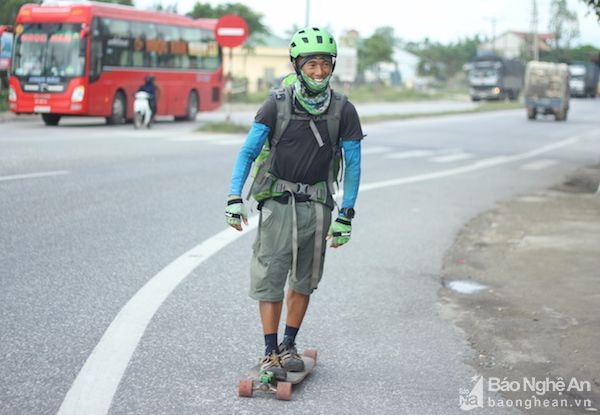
[134,0,600,47]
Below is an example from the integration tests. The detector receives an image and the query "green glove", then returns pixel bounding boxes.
[225,196,248,231]
[328,215,352,247]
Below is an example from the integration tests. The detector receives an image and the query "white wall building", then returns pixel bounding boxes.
[479,31,553,59]
[364,48,420,88]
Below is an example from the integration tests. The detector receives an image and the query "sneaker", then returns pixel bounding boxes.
[278,342,305,372]
[259,352,286,380]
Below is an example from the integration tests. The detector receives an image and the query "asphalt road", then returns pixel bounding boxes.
[1,99,599,414]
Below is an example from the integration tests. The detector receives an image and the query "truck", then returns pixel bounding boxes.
[524,61,569,121]
[467,54,525,101]
[568,61,599,98]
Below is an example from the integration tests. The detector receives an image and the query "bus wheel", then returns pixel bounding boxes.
[42,114,61,126]
[177,91,198,121]
[106,92,126,125]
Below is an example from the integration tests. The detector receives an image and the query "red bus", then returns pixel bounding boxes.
[8,2,223,126]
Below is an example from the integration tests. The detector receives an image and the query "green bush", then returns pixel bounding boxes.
[0,89,8,112]
[232,83,467,105]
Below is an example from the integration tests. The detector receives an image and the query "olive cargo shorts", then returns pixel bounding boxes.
[250,198,332,301]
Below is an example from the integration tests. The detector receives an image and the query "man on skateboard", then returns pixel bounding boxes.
[225,27,363,380]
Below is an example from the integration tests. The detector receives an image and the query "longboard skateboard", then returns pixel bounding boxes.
[238,349,317,400]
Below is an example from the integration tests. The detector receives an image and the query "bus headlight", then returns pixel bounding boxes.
[71,85,85,102]
[8,86,16,102]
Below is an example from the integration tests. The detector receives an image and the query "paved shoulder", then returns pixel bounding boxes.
[440,164,600,413]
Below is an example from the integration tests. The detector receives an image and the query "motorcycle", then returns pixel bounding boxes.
[133,91,153,129]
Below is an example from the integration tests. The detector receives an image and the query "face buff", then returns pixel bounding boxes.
[293,74,332,116]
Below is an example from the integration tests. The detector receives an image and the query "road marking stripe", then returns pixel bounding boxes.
[430,152,475,163]
[214,138,246,146]
[57,217,260,415]
[385,149,433,159]
[169,135,244,144]
[361,146,391,156]
[360,136,581,192]
[520,159,558,171]
[58,134,587,415]
[0,170,70,182]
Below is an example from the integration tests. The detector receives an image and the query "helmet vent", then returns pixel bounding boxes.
[301,37,309,43]
[316,35,323,43]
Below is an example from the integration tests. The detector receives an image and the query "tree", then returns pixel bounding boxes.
[357,27,395,80]
[548,0,580,51]
[146,2,177,13]
[0,0,40,25]
[97,0,133,5]
[582,0,600,20]
[405,36,481,81]
[187,2,269,47]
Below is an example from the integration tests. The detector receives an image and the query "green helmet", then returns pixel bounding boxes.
[289,27,337,59]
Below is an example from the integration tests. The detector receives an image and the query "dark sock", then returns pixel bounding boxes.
[283,325,299,346]
[264,333,278,356]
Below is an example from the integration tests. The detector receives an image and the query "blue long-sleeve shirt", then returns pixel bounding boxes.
[340,139,361,209]
[229,121,361,209]
[229,122,269,196]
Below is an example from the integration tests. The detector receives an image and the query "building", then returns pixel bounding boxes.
[478,30,554,59]
[223,34,291,93]
[364,48,420,88]
[223,31,360,94]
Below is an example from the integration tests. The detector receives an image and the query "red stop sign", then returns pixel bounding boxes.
[214,14,249,48]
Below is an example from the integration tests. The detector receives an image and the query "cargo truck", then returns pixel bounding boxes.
[568,61,599,98]
[524,61,569,121]
[468,54,524,101]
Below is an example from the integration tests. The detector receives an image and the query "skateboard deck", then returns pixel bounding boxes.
[238,349,317,400]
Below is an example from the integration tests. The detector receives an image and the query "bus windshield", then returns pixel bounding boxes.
[12,23,85,78]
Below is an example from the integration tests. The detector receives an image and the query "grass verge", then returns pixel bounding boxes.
[361,101,522,123]
[195,101,523,133]
[0,89,8,112]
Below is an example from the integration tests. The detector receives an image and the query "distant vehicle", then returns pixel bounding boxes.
[468,54,524,101]
[9,2,223,126]
[524,61,569,121]
[568,61,599,98]
[0,26,13,89]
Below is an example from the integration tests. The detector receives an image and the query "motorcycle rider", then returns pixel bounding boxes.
[137,75,158,120]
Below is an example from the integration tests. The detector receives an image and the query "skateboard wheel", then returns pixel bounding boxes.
[238,379,253,397]
[276,381,292,401]
[303,348,317,365]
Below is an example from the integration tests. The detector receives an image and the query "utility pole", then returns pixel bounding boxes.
[531,0,539,60]
[305,0,310,27]
[485,17,500,53]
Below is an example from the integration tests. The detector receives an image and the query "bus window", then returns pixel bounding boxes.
[12,23,85,78]
[89,18,102,82]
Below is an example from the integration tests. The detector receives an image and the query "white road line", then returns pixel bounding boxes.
[169,135,245,144]
[0,170,70,182]
[57,217,260,415]
[361,146,392,156]
[360,136,581,192]
[58,134,588,415]
[214,138,246,146]
[520,159,558,171]
[430,152,475,163]
[385,149,434,159]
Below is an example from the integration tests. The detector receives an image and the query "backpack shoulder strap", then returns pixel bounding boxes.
[271,86,294,149]
[326,91,347,146]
